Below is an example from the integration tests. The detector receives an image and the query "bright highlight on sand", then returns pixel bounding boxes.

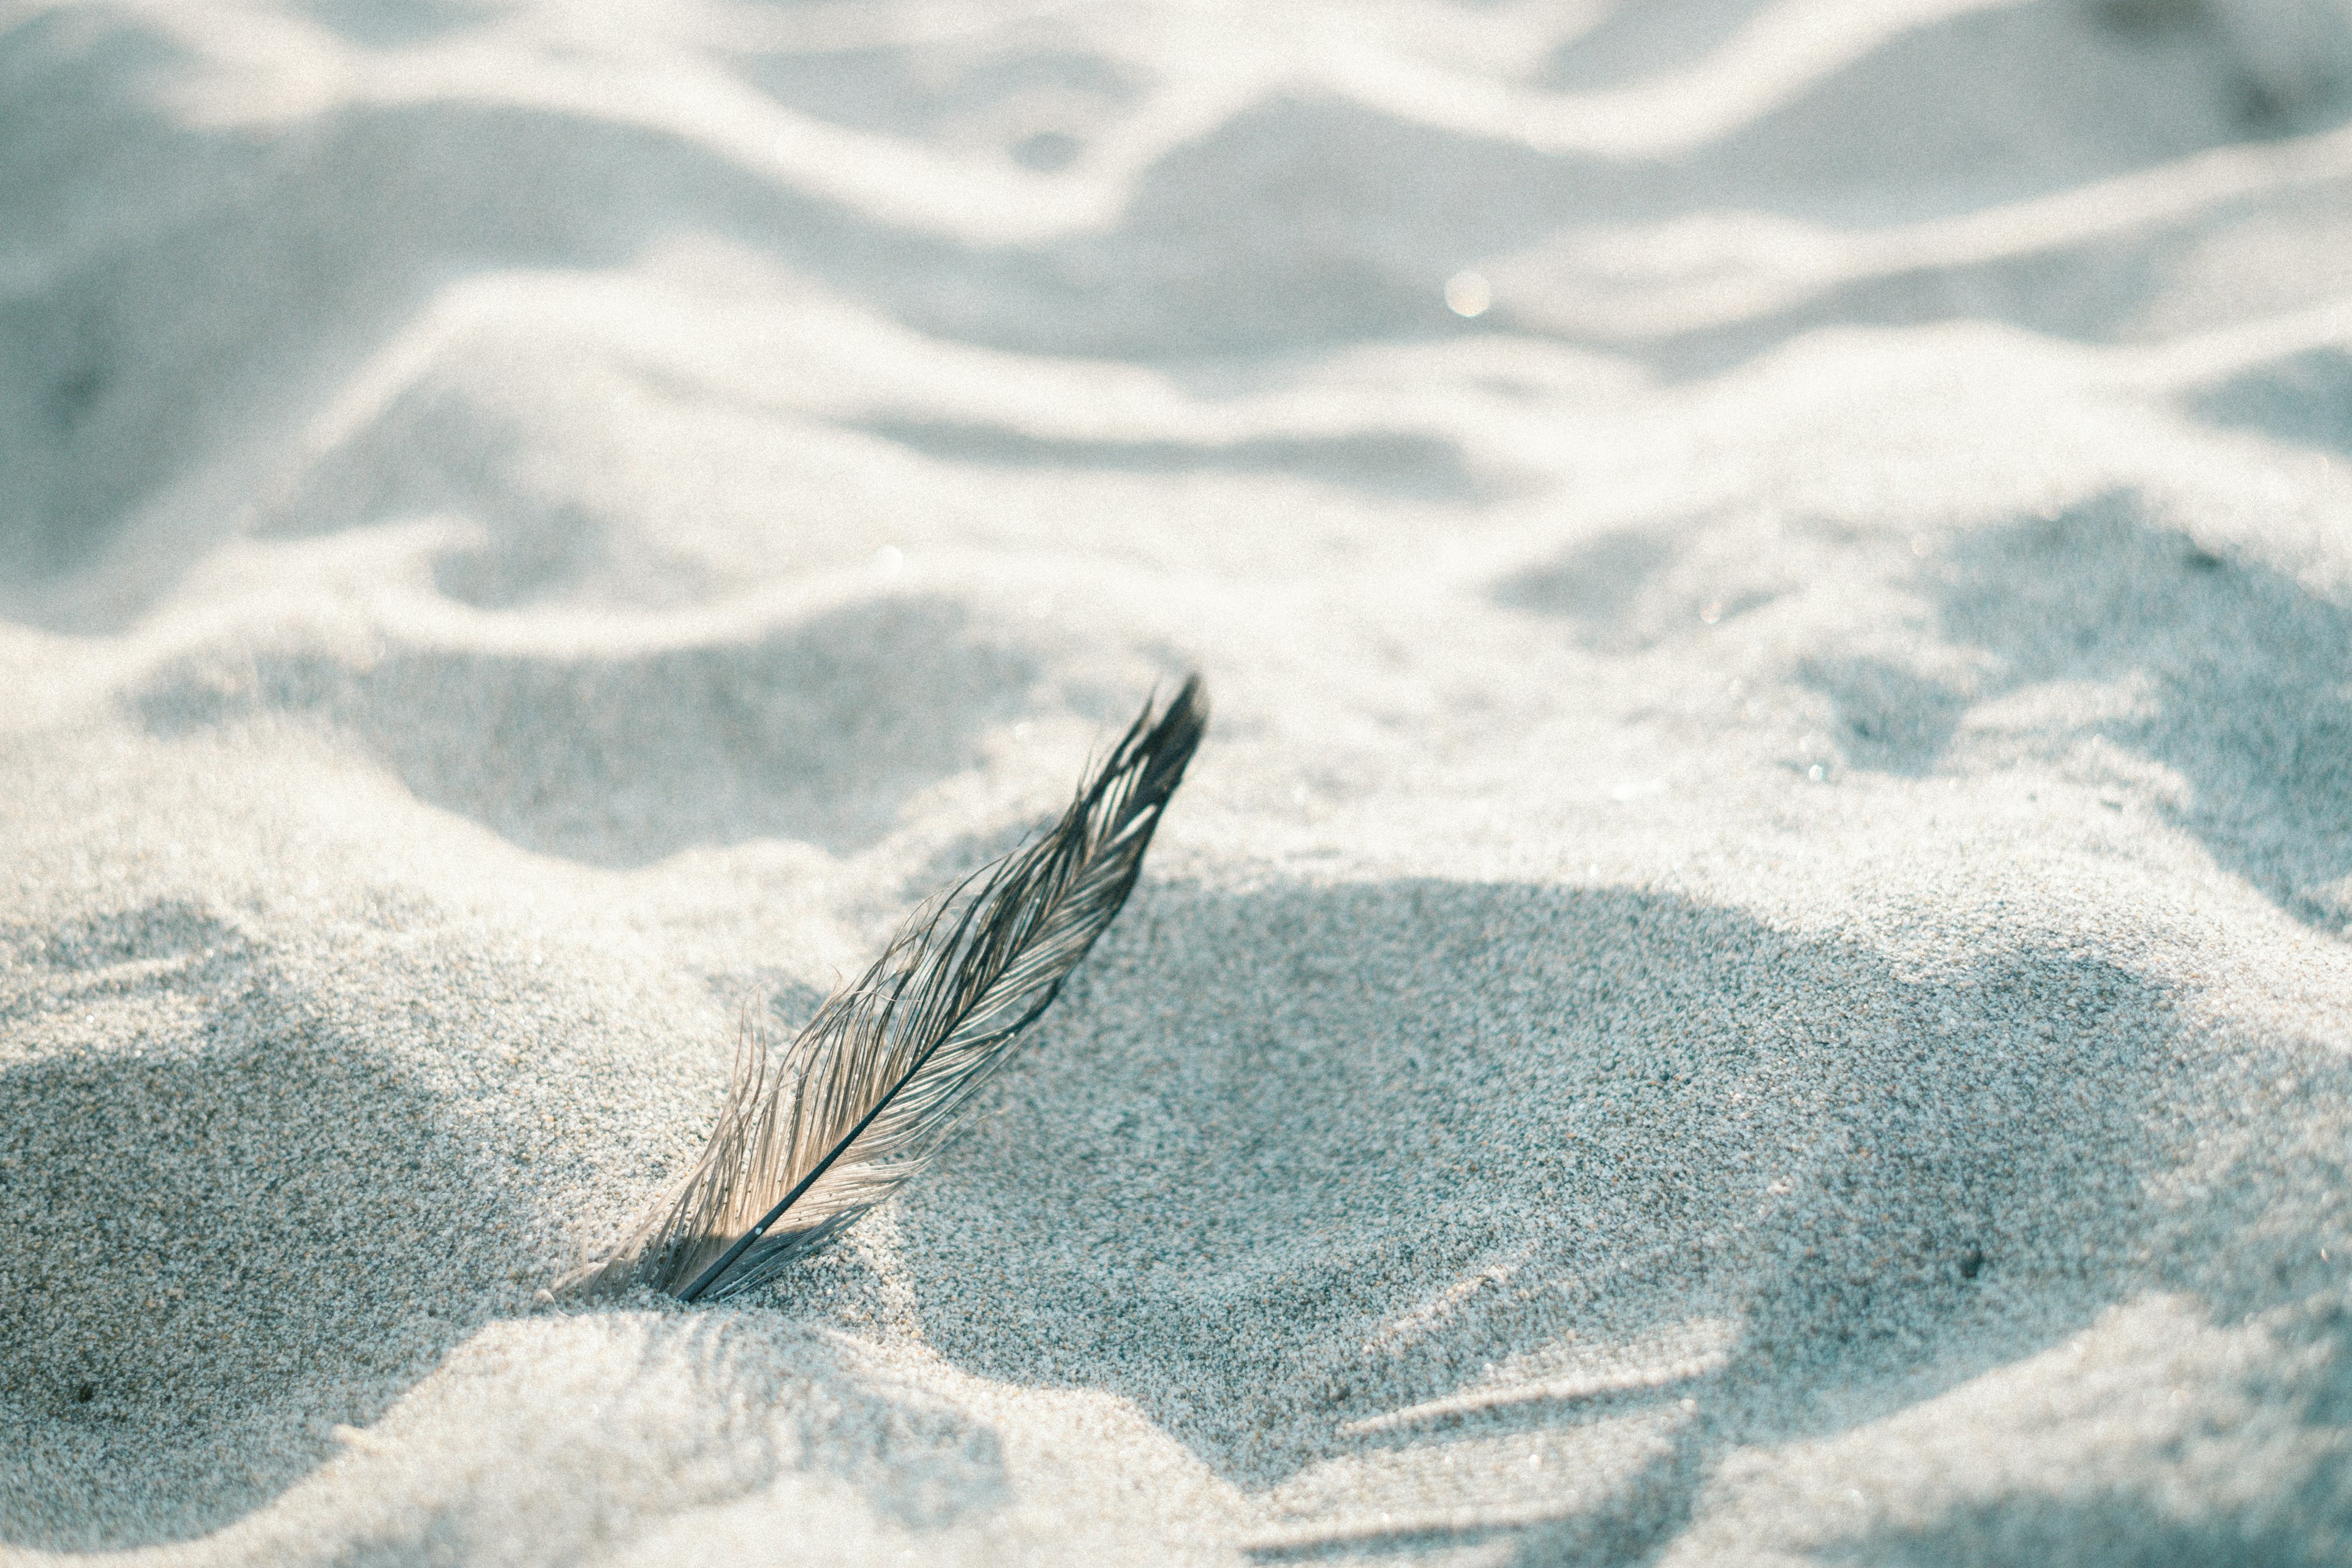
[1445,270,1492,317]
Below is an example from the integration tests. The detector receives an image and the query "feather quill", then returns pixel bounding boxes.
[567,677,1207,1303]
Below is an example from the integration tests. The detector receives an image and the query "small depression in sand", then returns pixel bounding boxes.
[134,595,1041,869]
[1924,491,2352,930]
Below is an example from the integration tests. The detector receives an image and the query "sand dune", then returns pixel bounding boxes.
[5,1,2352,1562]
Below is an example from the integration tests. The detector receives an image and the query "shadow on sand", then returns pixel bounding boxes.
[0,901,530,1547]
[1916,491,2352,932]
[853,877,2343,1561]
[9,877,2340,1559]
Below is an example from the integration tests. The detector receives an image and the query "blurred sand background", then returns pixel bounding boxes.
[6,0,2352,1562]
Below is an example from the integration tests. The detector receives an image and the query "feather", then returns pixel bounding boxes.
[565,676,1207,1303]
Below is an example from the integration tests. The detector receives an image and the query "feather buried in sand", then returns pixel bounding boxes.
[564,677,1207,1305]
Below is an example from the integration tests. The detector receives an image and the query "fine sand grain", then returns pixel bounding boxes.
[6,1,2352,1562]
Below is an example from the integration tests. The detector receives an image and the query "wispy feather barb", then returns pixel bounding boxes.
[568,677,1207,1303]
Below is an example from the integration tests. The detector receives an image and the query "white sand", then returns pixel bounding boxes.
[6,0,2352,1561]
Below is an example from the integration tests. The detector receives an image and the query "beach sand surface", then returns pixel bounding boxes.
[6,1,2352,1562]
